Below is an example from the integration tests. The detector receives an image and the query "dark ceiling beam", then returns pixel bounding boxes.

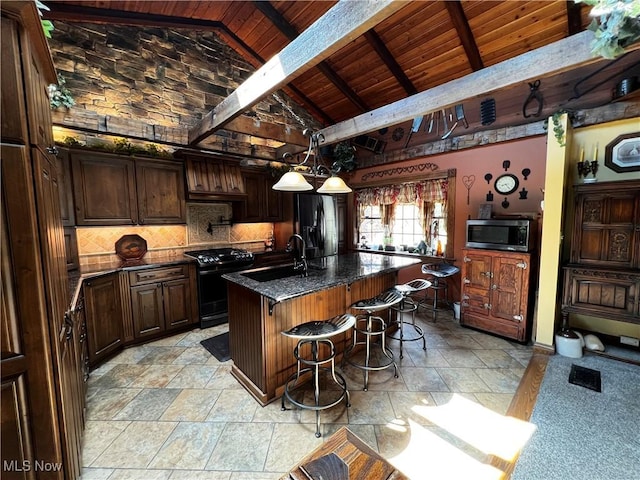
[364,29,417,95]
[253,0,370,112]
[43,2,333,126]
[444,1,484,71]
[566,0,584,36]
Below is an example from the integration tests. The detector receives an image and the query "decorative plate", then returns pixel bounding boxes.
[115,234,148,260]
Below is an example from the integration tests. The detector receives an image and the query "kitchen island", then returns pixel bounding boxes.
[223,253,421,405]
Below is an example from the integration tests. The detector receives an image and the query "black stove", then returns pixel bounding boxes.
[184,248,254,328]
[184,248,254,268]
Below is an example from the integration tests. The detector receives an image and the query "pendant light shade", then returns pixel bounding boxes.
[272,129,352,194]
[317,175,352,194]
[272,170,313,191]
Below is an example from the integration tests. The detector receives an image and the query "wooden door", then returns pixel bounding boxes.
[263,177,283,222]
[223,163,245,195]
[71,152,137,225]
[461,250,492,315]
[84,274,123,365]
[32,149,85,479]
[237,172,263,222]
[573,188,639,269]
[490,253,530,323]
[0,16,28,144]
[135,159,185,224]
[130,283,165,338]
[63,227,79,271]
[163,278,192,330]
[55,150,75,226]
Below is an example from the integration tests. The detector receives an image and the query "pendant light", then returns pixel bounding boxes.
[272,129,352,194]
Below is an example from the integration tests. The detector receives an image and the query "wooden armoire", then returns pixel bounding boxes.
[562,179,640,326]
[2,2,84,479]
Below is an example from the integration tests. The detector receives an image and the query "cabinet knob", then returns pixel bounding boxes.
[491,284,498,290]
[484,303,492,310]
[463,278,470,284]
[513,314,523,321]
[463,256,471,263]
[46,146,59,155]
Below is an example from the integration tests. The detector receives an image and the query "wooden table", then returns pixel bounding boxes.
[283,427,409,480]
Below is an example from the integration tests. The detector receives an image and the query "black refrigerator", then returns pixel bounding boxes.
[294,193,338,259]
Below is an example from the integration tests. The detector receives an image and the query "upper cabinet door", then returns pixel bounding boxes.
[1,17,28,144]
[183,154,247,201]
[135,159,185,224]
[71,151,138,226]
[572,184,640,269]
[56,149,75,226]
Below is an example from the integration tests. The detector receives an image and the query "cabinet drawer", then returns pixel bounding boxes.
[129,265,189,286]
[461,312,524,341]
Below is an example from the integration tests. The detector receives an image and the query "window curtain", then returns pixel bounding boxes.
[418,179,448,243]
[355,178,448,240]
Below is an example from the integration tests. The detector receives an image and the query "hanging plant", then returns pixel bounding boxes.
[48,73,75,109]
[543,110,575,147]
[577,0,640,59]
[332,141,357,172]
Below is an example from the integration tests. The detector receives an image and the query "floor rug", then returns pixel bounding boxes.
[200,332,230,362]
[512,353,640,480]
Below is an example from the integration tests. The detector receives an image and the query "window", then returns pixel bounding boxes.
[355,178,450,255]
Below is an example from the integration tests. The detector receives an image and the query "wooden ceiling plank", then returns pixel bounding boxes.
[254,1,369,112]
[566,0,584,36]
[188,0,403,144]
[364,29,417,95]
[317,30,626,145]
[444,0,484,71]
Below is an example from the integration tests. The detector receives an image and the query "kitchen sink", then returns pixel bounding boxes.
[242,265,303,282]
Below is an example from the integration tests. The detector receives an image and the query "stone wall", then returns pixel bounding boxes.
[48,22,319,147]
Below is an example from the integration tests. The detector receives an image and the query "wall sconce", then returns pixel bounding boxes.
[272,129,352,194]
[577,147,598,180]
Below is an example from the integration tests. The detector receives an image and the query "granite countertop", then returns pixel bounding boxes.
[223,252,421,303]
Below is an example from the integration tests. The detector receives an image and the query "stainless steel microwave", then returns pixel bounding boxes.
[465,219,535,252]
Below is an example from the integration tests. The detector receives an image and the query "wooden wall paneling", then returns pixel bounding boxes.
[228,283,265,393]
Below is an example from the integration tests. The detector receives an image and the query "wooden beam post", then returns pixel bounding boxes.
[188,0,405,144]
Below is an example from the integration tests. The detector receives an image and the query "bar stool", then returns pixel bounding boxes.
[388,279,431,359]
[419,262,460,322]
[281,313,356,438]
[343,289,403,391]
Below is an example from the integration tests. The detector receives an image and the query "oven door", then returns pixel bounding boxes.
[197,264,252,328]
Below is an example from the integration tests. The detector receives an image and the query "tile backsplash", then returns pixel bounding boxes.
[76,203,277,265]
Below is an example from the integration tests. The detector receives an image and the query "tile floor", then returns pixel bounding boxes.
[81,308,533,480]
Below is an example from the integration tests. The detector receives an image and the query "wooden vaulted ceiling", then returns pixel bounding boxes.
[44,1,640,153]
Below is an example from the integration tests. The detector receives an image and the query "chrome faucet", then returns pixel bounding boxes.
[286,234,308,277]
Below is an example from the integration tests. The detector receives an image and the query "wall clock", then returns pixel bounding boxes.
[494,173,519,195]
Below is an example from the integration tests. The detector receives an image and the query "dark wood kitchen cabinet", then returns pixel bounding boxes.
[84,273,124,366]
[128,264,197,339]
[181,152,246,201]
[460,249,534,342]
[136,158,185,224]
[562,180,640,326]
[233,170,282,222]
[2,3,82,478]
[69,149,186,226]
[71,150,138,225]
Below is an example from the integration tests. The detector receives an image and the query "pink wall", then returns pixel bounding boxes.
[355,136,548,301]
